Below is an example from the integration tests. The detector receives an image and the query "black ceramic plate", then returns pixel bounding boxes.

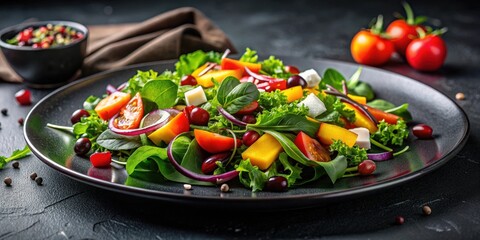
[24,58,469,209]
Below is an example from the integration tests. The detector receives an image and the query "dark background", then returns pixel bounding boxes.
[1,0,480,239]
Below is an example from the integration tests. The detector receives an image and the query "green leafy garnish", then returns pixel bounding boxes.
[320,68,345,90]
[239,48,258,63]
[258,89,288,110]
[372,119,409,146]
[260,56,291,79]
[329,140,368,167]
[0,146,31,169]
[216,77,259,114]
[141,80,178,109]
[83,96,101,111]
[72,112,108,152]
[315,94,355,126]
[175,50,221,77]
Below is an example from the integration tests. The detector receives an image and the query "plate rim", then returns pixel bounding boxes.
[24,58,471,207]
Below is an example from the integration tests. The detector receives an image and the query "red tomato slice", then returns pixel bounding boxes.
[90,151,112,168]
[194,129,242,153]
[95,91,131,120]
[236,101,259,115]
[113,92,144,129]
[294,131,331,162]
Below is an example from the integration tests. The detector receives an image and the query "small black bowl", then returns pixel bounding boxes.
[0,21,88,88]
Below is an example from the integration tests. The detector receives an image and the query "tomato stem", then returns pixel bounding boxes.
[403,2,415,25]
[370,138,393,152]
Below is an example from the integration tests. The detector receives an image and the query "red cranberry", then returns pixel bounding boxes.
[412,124,433,139]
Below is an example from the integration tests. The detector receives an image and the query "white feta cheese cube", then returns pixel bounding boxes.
[349,127,371,149]
[184,86,207,106]
[299,69,322,88]
[297,93,326,118]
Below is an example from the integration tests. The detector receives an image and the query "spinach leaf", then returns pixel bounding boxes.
[368,100,412,122]
[263,130,347,184]
[320,68,345,90]
[125,70,160,94]
[179,139,205,174]
[216,77,259,114]
[350,82,375,101]
[251,114,320,137]
[367,99,396,110]
[141,80,178,109]
[97,130,142,150]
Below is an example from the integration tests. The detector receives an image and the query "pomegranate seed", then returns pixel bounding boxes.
[180,75,197,86]
[14,89,32,105]
[90,151,112,168]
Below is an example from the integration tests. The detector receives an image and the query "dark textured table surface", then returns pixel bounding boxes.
[1,0,479,239]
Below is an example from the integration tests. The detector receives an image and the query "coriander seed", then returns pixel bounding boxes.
[30,172,38,180]
[455,92,465,100]
[4,177,12,186]
[422,205,432,216]
[12,161,19,169]
[35,177,43,185]
[220,183,230,192]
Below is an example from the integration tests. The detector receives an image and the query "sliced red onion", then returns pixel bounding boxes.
[106,84,118,95]
[117,82,127,91]
[167,134,239,184]
[198,63,217,77]
[163,108,181,117]
[324,90,379,125]
[368,151,393,161]
[244,67,276,82]
[108,110,170,136]
[217,106,247,127]
[221,48,231,59]
[342,80,348,95]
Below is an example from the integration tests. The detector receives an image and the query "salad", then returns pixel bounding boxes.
[48,48,417,192]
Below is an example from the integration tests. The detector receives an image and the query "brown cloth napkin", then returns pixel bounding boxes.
[0,7,236,83]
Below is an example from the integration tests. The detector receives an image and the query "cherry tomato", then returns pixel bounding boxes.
[294,131,331,162]
[412,123,433,139]
[242,130,260,147]
[406,34,447,72]
[236,101,259,115]
[15,89,32,105]
[358,160,376,175]
[284,65,300,75]
[351,15,394,66]
[386,3,427,56]
[180,75,197,86]
[94,91,131,120]
[90,151,112,168]
[194,129,242,153]
[189,107,210,126]
[113,92,144,129]
[71,109,90,124]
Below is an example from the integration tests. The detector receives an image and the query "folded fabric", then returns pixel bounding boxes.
[0,7,236,83]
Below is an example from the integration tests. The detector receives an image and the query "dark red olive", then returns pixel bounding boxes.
[242,130,260,147]
[285,65,300,75]
[241,115,256,124]
[189,107,210,126]
[412,124,433,139]
[71,109,90,124]
[201,152,230,174]
[74,137,91,156]
[265,176,288,192]
[358,160,376,175]
[287,75,307,88]
[180,75,197,86]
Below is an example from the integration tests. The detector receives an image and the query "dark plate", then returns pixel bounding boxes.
[24,58,469,209]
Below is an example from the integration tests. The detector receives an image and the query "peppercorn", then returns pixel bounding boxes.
[12,161,19,169]
[18,118,24,126]
[35,177,43,185]
[1,108,7,116]
[395,216,405,225]
[422,205,432,216]
[220,183,230,193]
[30,172,38,180]
[4,177,12,186]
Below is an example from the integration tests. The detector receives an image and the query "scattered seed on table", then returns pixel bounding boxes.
[4,177,12,186]
[395,216,405,225]
[35,177,43,185]
[220,183,230,193]
[18,118,24,126]
[12,161,19,169]
[30,172,38,180]
[422,205,432,216]
[455,92,465,100]
[1,108,7,116]
[183,184,192,190]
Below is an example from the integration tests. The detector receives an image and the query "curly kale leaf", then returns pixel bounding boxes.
[372,119,409,146]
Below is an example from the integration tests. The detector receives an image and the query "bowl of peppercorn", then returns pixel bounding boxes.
[0,21,88,88]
